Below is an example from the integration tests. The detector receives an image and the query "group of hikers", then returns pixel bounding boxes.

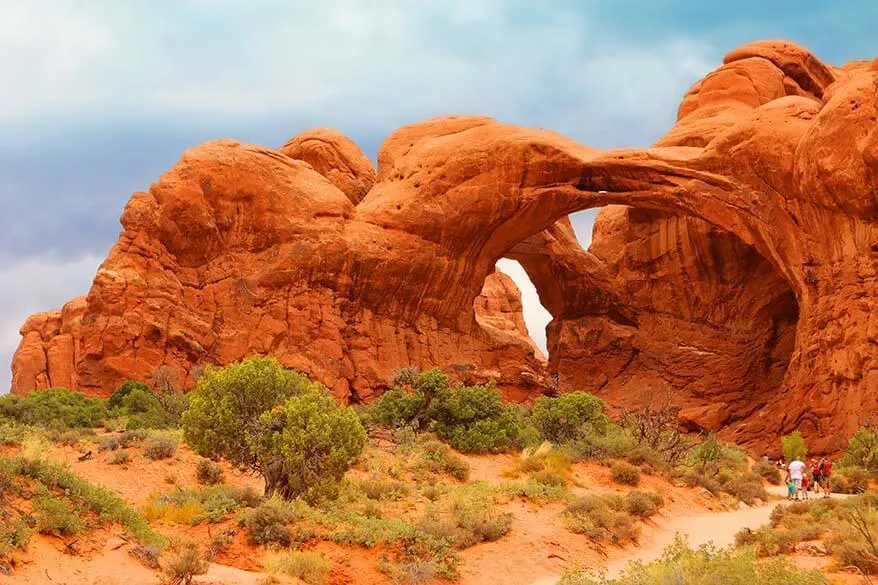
[775,456,833,500]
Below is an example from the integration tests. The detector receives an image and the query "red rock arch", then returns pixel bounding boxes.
[11,42,876,453]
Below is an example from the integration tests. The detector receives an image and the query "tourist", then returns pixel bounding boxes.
[788,456,806,501]
[819,457,833,498]
[801,469,811,500]
[811,459,823,497]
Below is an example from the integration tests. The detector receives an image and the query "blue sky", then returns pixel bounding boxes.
[1,0,875,391]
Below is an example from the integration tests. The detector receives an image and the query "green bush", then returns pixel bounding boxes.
[184,357,365,501]
[530,391,608,444]
[238,497,300,546]
[368,388,425,428]
[0,388,105,429]
[840,424,878,473]
[256,391,366,502]
[34,494,86,536]
[563,425,636,463]
[426,382,520,454]
[560,534,826,585]
[781,431,808,462]
[832,466,870,494]
[611,461,641,486]
[196,459,224,485]
[108,380,152,410]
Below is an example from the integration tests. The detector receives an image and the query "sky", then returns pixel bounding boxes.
[1,0,875,392]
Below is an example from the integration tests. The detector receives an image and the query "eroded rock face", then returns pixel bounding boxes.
[10,40,876,452]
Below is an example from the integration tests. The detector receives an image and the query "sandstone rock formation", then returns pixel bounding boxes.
[11,40,877,452]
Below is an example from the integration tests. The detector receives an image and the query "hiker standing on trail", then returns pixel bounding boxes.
[819,457,833,498]
[788,456,806,501]
[811,459,823,496]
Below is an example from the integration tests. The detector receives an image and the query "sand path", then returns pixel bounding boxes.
[530,487,847,584]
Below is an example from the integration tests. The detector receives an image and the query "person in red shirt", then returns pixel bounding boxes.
[818,458,833,498]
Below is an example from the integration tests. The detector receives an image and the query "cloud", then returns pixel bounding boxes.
[0,255,101,393]
[0,1,716,148]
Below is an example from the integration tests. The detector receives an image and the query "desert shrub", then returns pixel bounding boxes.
[183,357,365,501]
[0,420,32,446]
[512,442,573,487]
[625,490,663,518]
[108,380,152,410]
[417,494,511,549]
[379,559,437,585]
[263,550,329,584]
[160,541,208,585]
[451,497,512,546]
[115,388,158,415]
[98,429,147,452]
[840,424,878,473]
[390,366,421,389]
[563,425,636,463]
[238,497,299,546]
[368,388,426,428]
[34,494,86,536]
[753,459,782,485]
[143,484,258,524]
[832,465,870,494]
[49,428,86,446]
[0,387,105,429]
[736,526,802,556]
[426,382,520,454]
[501,480,572,502]
[725,472,768,505]
[143,433,178,460]
[109,450,130,465]
[131,543,162,569]
[530,392,609,444]
[0,518,32,557]
[620,392,691,466]
[781,431,808,462]
[561,534,826,585]
[196,458,224,485]
[10,456,161,545]
[360,477,411,501]
[416,439,470,481]
[611,461,641,486]
[206,527,236,560]
[564,495,639,544]
[143,494,204,524]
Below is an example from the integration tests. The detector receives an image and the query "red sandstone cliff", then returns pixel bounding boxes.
[10,40,877,452]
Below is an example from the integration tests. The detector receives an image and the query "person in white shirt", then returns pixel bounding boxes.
[788,457,806,501]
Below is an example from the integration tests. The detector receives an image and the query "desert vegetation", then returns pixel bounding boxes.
[2,359,872,583]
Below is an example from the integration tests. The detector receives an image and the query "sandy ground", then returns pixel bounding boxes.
[528,487,856,585]
[4,438,861,585]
